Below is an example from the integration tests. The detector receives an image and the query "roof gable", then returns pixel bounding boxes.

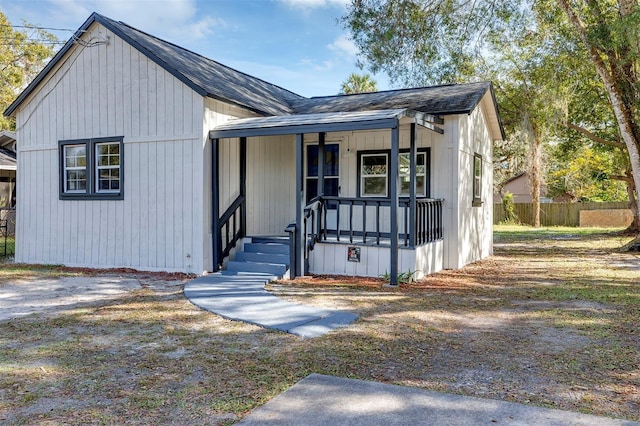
[5,12,303,117]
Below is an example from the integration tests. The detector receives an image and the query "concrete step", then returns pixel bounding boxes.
[236,251,289,266]
[220,270,279,280]
[250,236,290,245]
[244,242,290,255]
[226,260,287,276]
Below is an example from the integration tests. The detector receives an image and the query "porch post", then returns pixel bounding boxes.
[409,123,417,248]
[240,137,247,237]
[389,121,400,285]
[211,137,221,272]
[295,133,305,277]
[317,132,325,198]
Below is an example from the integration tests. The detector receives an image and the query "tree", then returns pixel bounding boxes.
[0,12,57,130]
[340,73,378,94]
[547,144,628,202]
[533,0,640,232]
[342,0,640,242]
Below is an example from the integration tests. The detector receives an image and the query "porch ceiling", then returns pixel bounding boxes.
[209,108,444,139]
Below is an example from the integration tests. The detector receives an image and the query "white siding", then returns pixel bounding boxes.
[441,116,461,270]
[452,100,494,269]
[309,241,443,279]
[14,22,206,273]
[245,135,296,236]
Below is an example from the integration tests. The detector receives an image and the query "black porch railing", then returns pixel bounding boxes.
[303,196,444,248]
[214,194,245,269]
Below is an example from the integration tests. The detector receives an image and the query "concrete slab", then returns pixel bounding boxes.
[288,311,360,338]
[238,374,638,426]
[183,274,358,337]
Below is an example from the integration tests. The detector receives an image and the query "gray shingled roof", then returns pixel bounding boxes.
[5,12,502,136]
[292,81,493,116]
[95,14,303,116]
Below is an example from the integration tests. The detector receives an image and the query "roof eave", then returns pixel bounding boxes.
[92,14,208,98]
[210,108,445,140]
[98,15,296,117]
[487,83,506,140]
[210,117,400,139]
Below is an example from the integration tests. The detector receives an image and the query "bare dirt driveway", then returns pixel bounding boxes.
[0,227,638,425]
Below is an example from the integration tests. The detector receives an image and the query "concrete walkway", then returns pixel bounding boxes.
[183,273,358,338]
[238,374,639,425]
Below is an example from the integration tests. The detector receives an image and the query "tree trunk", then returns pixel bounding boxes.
[525,114,542,227]
[531,140,541,227]
[625,177,640,233]
[557,0,640,247]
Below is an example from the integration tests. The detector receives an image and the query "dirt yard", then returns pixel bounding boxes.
[0,227,638,425]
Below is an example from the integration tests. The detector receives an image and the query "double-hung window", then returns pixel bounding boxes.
[59,136,124,200]
[63,144,88,193]
[472,153,482,206]
[358,148,430,198]
[360,153,388,197]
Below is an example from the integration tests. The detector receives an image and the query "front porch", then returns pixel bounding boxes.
[292,195,444,280]
[210,109,446,285]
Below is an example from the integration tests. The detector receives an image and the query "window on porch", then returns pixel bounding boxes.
[305,143,339,205]
[358,148,430,198]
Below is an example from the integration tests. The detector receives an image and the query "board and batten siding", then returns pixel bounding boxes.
[308,241,443,279]
[451,98,494,269]
[245,135,296,236]
[15,22,206,273]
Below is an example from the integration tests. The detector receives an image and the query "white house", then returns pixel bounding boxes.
[4,13,504,284]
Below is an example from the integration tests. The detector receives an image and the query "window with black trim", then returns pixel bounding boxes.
[59,136,124,200]
[305,143,339,205]
[472,153,482,206]
[357,148,430,198]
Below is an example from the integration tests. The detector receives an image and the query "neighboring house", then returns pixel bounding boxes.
[494,172,548,204]
[4,13,504,284]
[0,130,16,208]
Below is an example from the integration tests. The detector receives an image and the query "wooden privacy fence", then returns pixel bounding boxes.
[493,202,631,226]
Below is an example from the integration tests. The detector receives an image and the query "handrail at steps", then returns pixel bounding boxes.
[215,194,246,269]
[285,197,323,278]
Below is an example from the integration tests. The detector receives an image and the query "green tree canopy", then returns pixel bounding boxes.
[0,11,57,130]
[342,0,640,237]
[340,73,378,94]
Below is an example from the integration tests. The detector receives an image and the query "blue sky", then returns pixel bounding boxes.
[0,0,391,97]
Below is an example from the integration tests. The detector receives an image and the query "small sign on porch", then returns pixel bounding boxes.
[347,246,361,262]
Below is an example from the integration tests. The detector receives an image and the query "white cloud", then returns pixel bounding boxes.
[42,0,224,42]
[327,33,357,58]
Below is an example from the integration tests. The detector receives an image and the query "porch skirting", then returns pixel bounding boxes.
[308,240,443,280]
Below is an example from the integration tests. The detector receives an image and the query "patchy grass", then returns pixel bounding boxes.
[0,236,14,258]
[0,227,639,424]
